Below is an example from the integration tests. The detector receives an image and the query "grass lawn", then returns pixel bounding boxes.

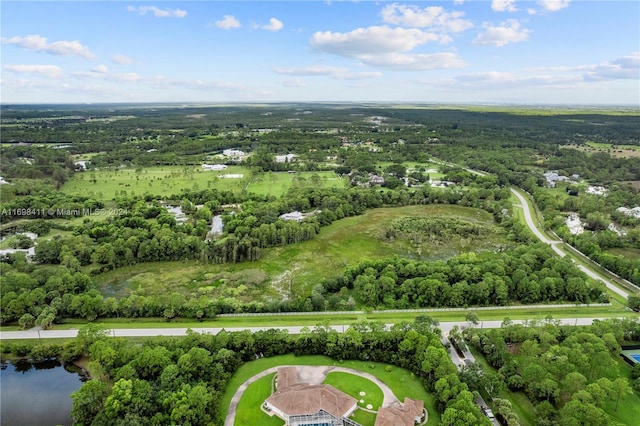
[61,165,251,200]
[246,171,347,197]
[218,354,440,426]
[324,371,384,410]
[350,409,377,425]
[233,373,283,426]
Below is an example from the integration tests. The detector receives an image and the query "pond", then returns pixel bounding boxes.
[0,359,87,426]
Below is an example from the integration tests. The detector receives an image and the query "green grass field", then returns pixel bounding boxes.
[233,373,283,426]
[92,204,510,301]
[61,167,347,201]
[324,371,384,410]
[246,171,347,196]
[61,165,251,200]
[219,354,440,426]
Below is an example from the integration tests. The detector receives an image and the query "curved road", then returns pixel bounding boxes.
[510,188,629,299]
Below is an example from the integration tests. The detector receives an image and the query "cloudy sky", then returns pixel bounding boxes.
[1,1,638,104]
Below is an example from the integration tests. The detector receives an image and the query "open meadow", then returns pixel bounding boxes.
[61,166,347,201]
[93,204,510,302]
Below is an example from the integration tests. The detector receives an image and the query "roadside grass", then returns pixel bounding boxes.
[233,373,283,426]
[324,371,384,410]
[2,303,632,334]
[510,188,638,301]
[92,204,510,301]
[218,354,440,425]
[60,165,251,200]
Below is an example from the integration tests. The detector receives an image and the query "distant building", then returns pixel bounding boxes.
[275,154,297,163]
[0,176,9,185]
[280,211,305,221]
[369,174,385,186]
[74,161,88,170]
[202,164,227,171]
[223,148,246,157]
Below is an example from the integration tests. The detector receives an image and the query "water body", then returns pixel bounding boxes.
[0,359,87,426]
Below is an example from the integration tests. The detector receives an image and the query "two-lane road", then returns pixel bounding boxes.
[510,188,630,300]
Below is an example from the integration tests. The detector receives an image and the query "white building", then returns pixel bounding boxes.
[275,154,297,163]
[202,164,227,171]
[223,148,246,157]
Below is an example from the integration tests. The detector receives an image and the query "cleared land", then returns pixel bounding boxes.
[61,167,346,200]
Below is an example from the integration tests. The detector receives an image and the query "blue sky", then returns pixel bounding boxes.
[1,1,638,104]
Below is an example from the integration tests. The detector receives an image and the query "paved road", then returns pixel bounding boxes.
[0,318,614,341]
[510,188,630,300]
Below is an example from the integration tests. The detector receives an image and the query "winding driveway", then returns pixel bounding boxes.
[224,365,401,426]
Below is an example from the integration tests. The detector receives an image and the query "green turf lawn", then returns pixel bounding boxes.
[60,165,251,200]
[233,373,283,426]
[218,354,440,426]
[92,204,510,301]
[246,171,347,197]
[349,409,377,425]
[324,371,384,410]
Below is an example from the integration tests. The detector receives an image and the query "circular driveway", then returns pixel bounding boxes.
[224,365,401,426]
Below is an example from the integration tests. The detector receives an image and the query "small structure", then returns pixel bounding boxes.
[202,164,227,171]
[0,176,9,185]
[280,211,305,222]
[223,148,246,157]
[74,160,88,170]
[586,185,607,196]
[369,174,385,186]
[375,398,424,426]
[275,154,297,163]
[264,367,358,425]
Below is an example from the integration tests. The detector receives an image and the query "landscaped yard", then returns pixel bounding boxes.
[219,354,440,426]
[324,371,384,411]
[233,373,283,426]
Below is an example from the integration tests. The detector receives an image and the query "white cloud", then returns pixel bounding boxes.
[282,79,306,88]
[1,34,95,59]
[73,68,143,83]
[473,20,530,47]
[4,64,63,79]
[310,26,440,57]
[538,0,571,12]
[112,54,133,65]
[580,52,640,81]
[127,5,187,18]
[215,15,241,30]
[273,66,382,80]
[358,52,468,70]
[262,18,284,32]
[91,64,109,74]
[380,4,473,33]
[492,0,518,12]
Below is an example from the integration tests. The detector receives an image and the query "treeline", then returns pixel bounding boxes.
[466,318,640,426]
[321,244,607,309]
[54,319,490,425]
